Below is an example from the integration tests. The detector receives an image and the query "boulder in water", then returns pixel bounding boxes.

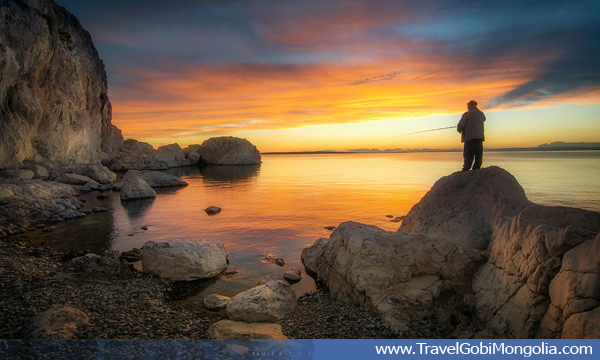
[195,137,261,165]
[120,175,156,201]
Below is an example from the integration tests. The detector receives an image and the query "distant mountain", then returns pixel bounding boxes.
[538,142,600,149]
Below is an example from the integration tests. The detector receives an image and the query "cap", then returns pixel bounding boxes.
[467,100,478,106]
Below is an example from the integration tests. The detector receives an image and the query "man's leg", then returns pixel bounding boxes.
[473,140,483,170]
[462,142,475,171]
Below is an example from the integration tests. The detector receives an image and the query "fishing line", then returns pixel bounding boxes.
[391,126,455,138]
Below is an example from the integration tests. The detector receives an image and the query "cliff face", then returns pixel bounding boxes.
[0,0,123,168]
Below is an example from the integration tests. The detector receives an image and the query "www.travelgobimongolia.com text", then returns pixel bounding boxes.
[375,342,592,357]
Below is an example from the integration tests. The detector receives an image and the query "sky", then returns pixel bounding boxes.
[56,0,600,151]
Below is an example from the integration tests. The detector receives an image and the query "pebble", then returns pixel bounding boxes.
[204,206,222,215]
[283,267,302,283]
[141,226,148,230]
[390,216,405,223]
[97,194,110,200]
[324,226,336,231]
[92,207,107,213]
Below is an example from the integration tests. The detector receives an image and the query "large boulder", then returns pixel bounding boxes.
[73,164,117,184]
[21,164,50,180]
[472,197,600,338]
[0,0,123,168]
[23,306,89,339]
[207,320,287,339]
[108,141,190,171]
[0,178,82,226]
[123,170,188,188]
[399,166,528,250]
[302,221,486,332]
[120,174,156,201]
[57,173,100,187]
[226,280,297,323]
[141,240,228,281]
[194,137,261,165]
[183,145,202,165]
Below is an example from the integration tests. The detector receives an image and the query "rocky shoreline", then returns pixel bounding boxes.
[0,235,405,339]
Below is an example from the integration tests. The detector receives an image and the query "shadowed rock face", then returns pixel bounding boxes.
[0,0,123,168]
[400,166,528,250]
[302,167,600,338]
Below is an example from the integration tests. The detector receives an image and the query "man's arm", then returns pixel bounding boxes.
[457,113,467,133]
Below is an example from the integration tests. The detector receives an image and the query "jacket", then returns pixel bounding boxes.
[457,107,486,143]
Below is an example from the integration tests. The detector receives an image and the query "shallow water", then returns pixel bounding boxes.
[29,151,600,310]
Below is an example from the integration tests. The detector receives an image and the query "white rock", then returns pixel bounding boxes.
[120,175,156,200]
[142,240,229,281]
[195,137,261,165]
[400,166,528,250]
[226,280,297,323]
[207,319,287,339]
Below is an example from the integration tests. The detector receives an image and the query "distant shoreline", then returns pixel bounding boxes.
[261,147,600,155]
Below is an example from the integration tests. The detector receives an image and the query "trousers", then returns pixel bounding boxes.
[463,139,483,171]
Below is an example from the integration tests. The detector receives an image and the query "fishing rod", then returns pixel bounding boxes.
[391,126,456,138]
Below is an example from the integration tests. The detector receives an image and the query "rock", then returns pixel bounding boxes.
[301,221,486,332]
[204,294,231,311]
[98,185,111,192]
[123,170,188,188]
[194,137,261,165]
[112,181,124,191]
[207,320,287,339]
[400,166,528,250]
[390,216,405,222]
[0,0,123,168]
[473,197,600,338]
[283,268,302,283]
[120,248,142,262]
[385,215,394,218]
[0,170,35,180]
[141,240,229,281]
[73,165,117,184]
[257,273,285,285]
[92,207,107,213]
[21,165,50,180]
[96,193,110,199]
[187,151,201,165]
[108,141,190,171]
[324,226,336,231]
[226,280,297,323]
[23,306,89,339]
[64,251,132,278]
[141,226,148,230]
[58,173,100,187]
[224,269,240,277]
[205,206,222,215]
[120,175,156,201]
[0,179,82,226]
[275,258,286,266]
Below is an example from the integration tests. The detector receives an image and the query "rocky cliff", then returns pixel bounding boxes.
[302,167,600,338]
[0,0,123,168]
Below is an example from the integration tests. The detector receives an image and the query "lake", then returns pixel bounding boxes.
[31,151,600,311]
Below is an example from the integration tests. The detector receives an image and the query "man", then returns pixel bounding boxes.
[457,100,486,171]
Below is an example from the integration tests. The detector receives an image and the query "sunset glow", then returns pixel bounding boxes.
[57,0,600,151]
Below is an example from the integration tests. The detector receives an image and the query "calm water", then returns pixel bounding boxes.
[31,151,600,310]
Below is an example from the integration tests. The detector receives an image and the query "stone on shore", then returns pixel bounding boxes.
[23,306,89,339]
[58,173,100,187]
[120,248,142,262]
[73,164,117,184]
[207,319,287,339]
[0,170,35,180]
[123,170,188,188]
[21,164,50,180]
[302,222,486,332]
[400,166,528,250]
[142,240,229,281]
[0,179,82,225]
[194,137,261,165]
[283,268,302,283]
[63,251,132,278]
[204,294,231,311]
[226,280,297,323]
[120,175,156,201]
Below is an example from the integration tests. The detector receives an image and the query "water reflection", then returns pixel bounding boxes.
[121,198,155,220]
[199,164,261,184]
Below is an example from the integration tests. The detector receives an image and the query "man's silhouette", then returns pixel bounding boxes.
[457,100,486,171]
